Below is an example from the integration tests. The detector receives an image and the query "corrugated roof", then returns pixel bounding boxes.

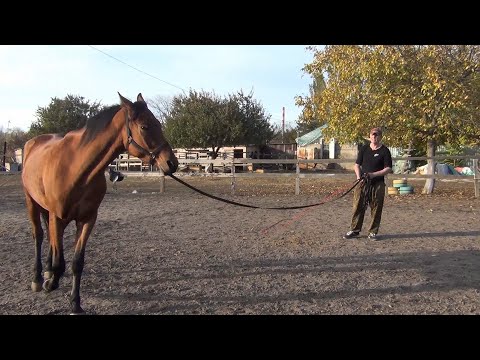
[295,125,327,146]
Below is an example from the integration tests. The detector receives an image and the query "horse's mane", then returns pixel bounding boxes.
[131,101,149,119]
[80,101,150,145]
[81,105,121,145]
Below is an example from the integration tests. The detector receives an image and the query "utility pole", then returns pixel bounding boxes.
[282,107,285,143]
[2,120,9,168]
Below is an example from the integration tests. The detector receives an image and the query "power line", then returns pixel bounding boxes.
[87,45,187,93]
[87,46,300,122]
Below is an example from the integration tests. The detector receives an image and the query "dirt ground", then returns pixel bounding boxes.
[1,172,479,315]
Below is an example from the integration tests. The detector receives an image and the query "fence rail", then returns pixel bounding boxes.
[120,155,480,198]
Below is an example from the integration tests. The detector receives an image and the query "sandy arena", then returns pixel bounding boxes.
[1,172,479,315]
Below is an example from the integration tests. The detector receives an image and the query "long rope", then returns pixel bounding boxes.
[168,173,362,210]
[362,175,372,207]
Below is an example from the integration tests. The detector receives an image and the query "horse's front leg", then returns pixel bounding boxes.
[70,213,98,315]
[24,193,44,292]
[43,213,66,292]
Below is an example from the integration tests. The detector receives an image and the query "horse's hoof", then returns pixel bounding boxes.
[42,279,58,292]
[31,282,43,292]
[70,307,85,315]
[44,271,52,279]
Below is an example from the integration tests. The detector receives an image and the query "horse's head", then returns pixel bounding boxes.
[118,92,178,174]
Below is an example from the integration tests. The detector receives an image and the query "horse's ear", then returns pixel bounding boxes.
[118,92,133,108]
[137,93,145,103]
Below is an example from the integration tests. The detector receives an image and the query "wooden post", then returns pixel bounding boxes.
[295,160,300,195]
[159,169,165,194]
[474,159,479,198]
[231,161,236,195]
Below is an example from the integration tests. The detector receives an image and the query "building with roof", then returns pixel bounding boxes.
[295,125,359,170]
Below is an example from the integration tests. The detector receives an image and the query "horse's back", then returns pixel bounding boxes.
[22,134,65,209]
[24,134,63,164]
[23,134,64,179]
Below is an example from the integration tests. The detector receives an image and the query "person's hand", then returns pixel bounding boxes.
[361,172,370,181]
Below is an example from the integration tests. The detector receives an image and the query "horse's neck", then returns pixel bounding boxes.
[73,119,127,183]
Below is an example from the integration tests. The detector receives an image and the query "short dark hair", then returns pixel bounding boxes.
[370,127,382,136]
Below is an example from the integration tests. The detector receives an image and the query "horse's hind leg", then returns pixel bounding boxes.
[69,213,98,314]
[41,212,53,280]
[24,192,44,292]
[43,212,66,292]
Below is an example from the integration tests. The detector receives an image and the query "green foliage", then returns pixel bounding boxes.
[270,124,298,143]
[295,72,327,134]
[297,45,480,148]
[161,89,274,157]
[437,144,471,167]
[297,45,480,194]
[29,94,105,137]
[229,90,275,145]
[296,118,320,136]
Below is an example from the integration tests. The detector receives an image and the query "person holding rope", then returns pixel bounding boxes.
[343,127,392,240]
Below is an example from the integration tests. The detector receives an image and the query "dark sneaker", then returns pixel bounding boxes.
[368,232,379,240]
[343,231,360,239]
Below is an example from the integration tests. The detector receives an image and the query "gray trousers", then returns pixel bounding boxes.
[350,181,385,234]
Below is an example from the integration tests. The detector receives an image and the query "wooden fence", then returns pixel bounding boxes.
[120,155,480,198]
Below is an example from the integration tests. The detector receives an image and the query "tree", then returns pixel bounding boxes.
[29,94,105,137]
[295,72,327,135]
[147,94,174,126]
[0,127,29,164]
[270,124,298,143]
[297,45,480,194]
[161,89,275,159]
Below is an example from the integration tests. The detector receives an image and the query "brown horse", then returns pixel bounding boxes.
[21,93,178,314]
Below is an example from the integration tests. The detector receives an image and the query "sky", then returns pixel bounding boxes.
[0,45,318,132]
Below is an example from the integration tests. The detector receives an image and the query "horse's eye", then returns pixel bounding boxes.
[140,125,148,130]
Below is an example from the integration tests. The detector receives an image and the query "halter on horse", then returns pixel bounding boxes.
[22,92,178,314]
